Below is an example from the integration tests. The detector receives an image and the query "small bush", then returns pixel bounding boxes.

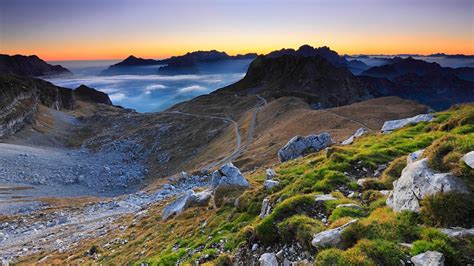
[314,248,348,265]
[380,156,407,188]
[213,255,233,266]
[255,194,317,243]
[420,192,474,227]
[354,239,407,266]
[328,207,365,222]
[277,215,324,248]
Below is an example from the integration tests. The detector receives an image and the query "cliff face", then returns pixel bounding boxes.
[0,75,112,138]
[0,54,71,77]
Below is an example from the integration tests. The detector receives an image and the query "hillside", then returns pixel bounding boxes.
[17,103,473,265]
[0,54,71,77]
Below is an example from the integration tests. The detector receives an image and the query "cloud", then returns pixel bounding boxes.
[144,84,167,94]
[109,92,127,102]
[178,85,208,93]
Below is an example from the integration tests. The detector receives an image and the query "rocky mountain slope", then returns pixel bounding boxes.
[0,54,71,77]
[101,50,257,75]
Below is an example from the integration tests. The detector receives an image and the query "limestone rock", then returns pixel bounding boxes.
[462,151,474,169]
[341,127,368,145]
[266,168,276,180]
[408,149,425,164]
[311,219,358,248]
[315,194,337,203]
[440,227,474,238]
[381,114,434,134]
[278,133,334,162]
[212,163,250,206]
[259,252,278,266]
[264,179,280,190]
[386,158,469,212]
[162,189,212,220]
[411,251,445,266]
[259,198,271,218]
[336,203,363,210]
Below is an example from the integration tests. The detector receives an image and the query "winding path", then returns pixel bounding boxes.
[161,94,267,171]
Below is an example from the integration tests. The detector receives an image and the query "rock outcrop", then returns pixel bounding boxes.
[440,227,474,238]
[278,133,334,162]
[162,189,212,220]
[381,114,434,133]
[211,163,250,207]
[341,127,369,145]
[462,151,474,169]
[259,252,278,266]
[74,85,113,105]
[411,251,445,266]
[386,156,469,212]
[311,219,358,248]
[264,180,279,190]
[0,54,71,77]
[259,198,271,218]
[266,168,276,180]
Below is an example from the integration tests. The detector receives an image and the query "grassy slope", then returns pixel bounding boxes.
[23,104,473,265]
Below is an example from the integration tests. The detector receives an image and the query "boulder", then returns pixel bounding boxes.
[212,163,250,207]
[311,219,358,248]
[386,158,469,212]
[381,114,434,134]
[336,203,363,210]
[440,227,474,238]
[407,149,425,164]
[264,179,280,190]
[315,194,337,203]
[278,133,334,162]
[411,251,445,266]
[162,189,212,220]
[259,252,278,266]
[341,127,369,145]
[259,198,271,218]
[462,151,474,169]
[266,168,276,180]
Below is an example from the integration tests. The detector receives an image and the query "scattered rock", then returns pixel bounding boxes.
[411,251,445,266]
[341,127,369,145]
[259,252,278,266]
[264,180,280,190]
[315,194,336,203]
[356,178,369,187]
[407,149,425,164]
[381,114,434,134]
[278,133,334,162]
[251,243,259,252]
[440,227,474,238]
[335,203,363,210]
[266,169,276,180]
[311,219,358,248]
[387,158,469,212]
[162,189,212,220]
[259,198,271,218]
[212,163,250,207]
[462,151,474,169]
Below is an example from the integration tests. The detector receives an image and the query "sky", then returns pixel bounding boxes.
[1,0,473,60]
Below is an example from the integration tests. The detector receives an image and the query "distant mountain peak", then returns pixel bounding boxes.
[0,54,71,77]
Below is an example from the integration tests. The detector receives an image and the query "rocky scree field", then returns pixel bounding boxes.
[26,103,474,265]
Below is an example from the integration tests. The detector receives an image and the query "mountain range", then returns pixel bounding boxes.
[0,54,71,77]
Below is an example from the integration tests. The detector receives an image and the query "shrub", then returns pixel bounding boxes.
[380,156,407,188]
[213,255,232,266]
[328,207,365,222]
[314,248,348,265]
[277,215,324,248]
[420,192,474,227]
[354,239,407,266]
[255,194,318,243]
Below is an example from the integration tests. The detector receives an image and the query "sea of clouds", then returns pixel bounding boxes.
[46,60,246,112]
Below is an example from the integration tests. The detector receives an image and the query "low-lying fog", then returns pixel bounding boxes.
[46,60,249,112]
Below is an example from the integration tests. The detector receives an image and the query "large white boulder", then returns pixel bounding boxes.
[386,158,469,212]
[381,114,434,134]
[259,198,271,218]
[264,179,280,190]
[311,219,358,248]
[407,149,425,164]
[266,168,276,180]
[162,189,212,220]
[259,252,278,266]
[342,127,369,145]
[462,151,474,169]
[278,133,333,162]
[411,251,445,266]
[212,163,250,206]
